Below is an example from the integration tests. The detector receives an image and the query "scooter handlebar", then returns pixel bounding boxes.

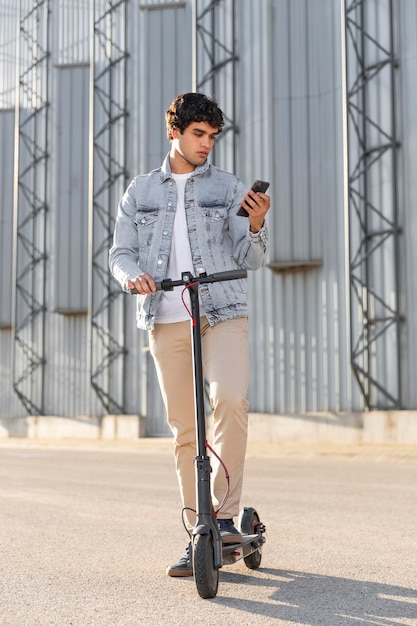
[130,269,248,294]
[155,268,247,292]
[155,269,248,291]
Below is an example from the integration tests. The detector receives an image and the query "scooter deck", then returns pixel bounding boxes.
[222,533,264,566]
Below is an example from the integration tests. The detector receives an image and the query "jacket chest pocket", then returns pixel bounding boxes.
[202,207,228,245]
[135,211,159,248]
[135,211,160,270]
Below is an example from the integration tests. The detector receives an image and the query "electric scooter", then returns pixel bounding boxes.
[153,268,266,599]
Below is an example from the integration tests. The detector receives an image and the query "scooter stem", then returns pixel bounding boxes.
[187,283,206,456]
[188,280,223,569]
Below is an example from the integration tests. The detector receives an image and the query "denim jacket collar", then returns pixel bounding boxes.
[159,152,210,183]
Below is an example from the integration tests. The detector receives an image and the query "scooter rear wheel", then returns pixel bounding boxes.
[193,533,219,599]
[239,507,263,570]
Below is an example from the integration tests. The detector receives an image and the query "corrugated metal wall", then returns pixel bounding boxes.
[1,0,417,433]
[234,0,351,414]
[0,1,18,418]
[397,0,417,408]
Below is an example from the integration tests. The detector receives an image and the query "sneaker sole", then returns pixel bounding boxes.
[166,566,193,577]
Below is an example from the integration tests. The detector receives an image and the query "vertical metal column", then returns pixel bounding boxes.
[344,0,401,408]
[12,0,50,414]
[192,0,238,170]
[88,0,129,414]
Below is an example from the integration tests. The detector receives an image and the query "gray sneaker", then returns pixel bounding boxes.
[218,518,243,544]
[166,542,193,577]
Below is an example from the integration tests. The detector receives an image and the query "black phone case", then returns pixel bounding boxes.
[237,180,270,217]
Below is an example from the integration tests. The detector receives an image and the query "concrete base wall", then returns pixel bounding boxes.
[1,411,417,446]
[247,411,417,446]
[0,415,146,440]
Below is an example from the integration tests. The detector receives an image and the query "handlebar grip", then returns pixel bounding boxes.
[206,269,247,283]
[129,281,169,293]
[154,278,177,292]
[130,282,166,293]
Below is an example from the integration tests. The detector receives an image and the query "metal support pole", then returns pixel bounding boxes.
[12,0,50,414]
[192,0,238,170]
[88,0,129,415]
[344,0,402,409]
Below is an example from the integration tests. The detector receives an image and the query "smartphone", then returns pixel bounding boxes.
[237,180,270,217]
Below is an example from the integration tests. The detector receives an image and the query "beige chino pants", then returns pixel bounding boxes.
[148,316,250,528]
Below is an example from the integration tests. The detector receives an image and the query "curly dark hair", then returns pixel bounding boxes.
[165,92,224,140]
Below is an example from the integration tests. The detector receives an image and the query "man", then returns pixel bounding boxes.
[109,92,270,577]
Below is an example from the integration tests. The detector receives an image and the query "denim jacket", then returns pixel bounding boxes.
[109,153,269,330]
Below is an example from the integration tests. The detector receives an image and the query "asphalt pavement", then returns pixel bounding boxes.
[0,438,416,626]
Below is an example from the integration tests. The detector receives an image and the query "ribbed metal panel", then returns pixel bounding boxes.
[0,332,24,418]
[43,313,89,416]
[135,0,193,172]
[0,111,14,327]
[1,0,417,428]
[235,0,350,414]
[0,1,17,109]
[54,0,90,65]
[0,2,16,335]
[0,4,19,416]
[397,0,417,407]
[53,66,89,313]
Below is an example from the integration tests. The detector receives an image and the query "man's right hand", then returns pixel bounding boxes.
[127,273,157,295]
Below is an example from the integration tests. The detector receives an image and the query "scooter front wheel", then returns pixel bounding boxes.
[193,533,219,599]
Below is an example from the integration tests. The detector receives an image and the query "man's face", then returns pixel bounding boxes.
[171,121,219,169]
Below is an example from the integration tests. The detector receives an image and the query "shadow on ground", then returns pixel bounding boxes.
[214,567,417,625]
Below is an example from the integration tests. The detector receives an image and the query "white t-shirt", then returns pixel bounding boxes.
[155,172,206,323]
